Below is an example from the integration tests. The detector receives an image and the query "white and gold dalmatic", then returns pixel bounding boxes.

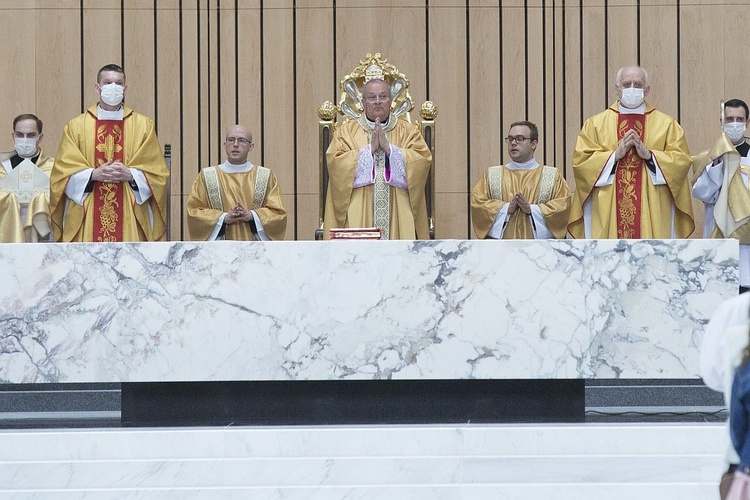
[322,53,434,240]
[471,161,571,239]
[692,133,750,241]
[0,151,53,242]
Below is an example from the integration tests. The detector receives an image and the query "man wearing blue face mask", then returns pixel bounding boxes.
[568,65,694,239]
[0,114,54,242]
[692,99,750,293]
[50,64,169,242]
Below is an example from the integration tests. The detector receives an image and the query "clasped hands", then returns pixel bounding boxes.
[507,193,531,216]
[614,129,651,161]
[225,203,253,225]
[91,159,134,183]
[370,118,391,156]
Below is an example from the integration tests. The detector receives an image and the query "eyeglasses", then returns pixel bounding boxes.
[365,94,391,103]
[225,137,251,145]
[505,136,532,144]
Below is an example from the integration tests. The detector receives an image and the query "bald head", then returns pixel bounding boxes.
[224,124,255,164]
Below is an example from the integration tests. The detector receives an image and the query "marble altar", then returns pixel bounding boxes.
[0,239,738,383]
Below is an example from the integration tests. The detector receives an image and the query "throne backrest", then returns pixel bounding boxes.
[316,53,437,239]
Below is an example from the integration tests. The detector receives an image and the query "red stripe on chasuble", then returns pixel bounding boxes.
[615,114,646,239]
[93,120,125,242]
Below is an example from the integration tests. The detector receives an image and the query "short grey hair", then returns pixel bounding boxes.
[616,66,649,87]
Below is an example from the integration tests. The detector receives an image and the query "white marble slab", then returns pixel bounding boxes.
[0,239,738,383]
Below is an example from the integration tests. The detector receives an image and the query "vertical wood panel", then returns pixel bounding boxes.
[606,0,637,104]
[236,0,261,163]
[35,0,82,158]
[296,0,334,240]
[581,1,606,118]
[431,1,468,238]
[156,0,183,240]
[123,0,156,120]
[0,3,35,152]
[263,1,295,240]
[83,0,121,107]
[335,1,427,108]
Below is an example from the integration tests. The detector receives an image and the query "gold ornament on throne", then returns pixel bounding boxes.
[316,53,438,240]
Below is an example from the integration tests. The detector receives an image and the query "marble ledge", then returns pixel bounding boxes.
[0,238,738,383]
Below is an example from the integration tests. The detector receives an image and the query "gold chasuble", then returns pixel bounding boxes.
[186,164,287,241]
[569,102,694,239]
[471,164,571,239]
[324,118,432,240]
[0,151,54,243]
[51,106,169,242]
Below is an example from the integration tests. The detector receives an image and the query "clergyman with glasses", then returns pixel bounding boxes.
[186,124,287,241]
[471,121,570,239]
[323,78,432,240]
[568,65,694,239]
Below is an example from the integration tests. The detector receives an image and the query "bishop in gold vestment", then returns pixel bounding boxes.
[324,79,432,240]
[568,66,693,239]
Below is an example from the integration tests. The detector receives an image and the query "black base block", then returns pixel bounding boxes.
[121,379,584,427]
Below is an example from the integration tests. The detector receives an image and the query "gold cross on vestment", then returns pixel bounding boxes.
[96,134,122,162]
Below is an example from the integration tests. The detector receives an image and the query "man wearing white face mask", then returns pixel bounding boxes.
[692,99,750,292]
[0,114,54,242]
[568,65,694,239]
[50,63,169,242]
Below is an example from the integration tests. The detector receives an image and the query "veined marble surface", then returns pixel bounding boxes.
[0,239,738,383]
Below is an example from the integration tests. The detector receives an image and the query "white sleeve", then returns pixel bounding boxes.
[692,162,723,203]
[530,205,553,239]
[64,169,94,205]
[251,210,270,241]
[595,153,617,187]
[129,168,153,204]
[701,294,750,391]
[487,205,510,239]
[647,155,667,186]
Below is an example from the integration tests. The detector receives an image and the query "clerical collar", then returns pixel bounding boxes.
[10,152,40,169]
[507,158,539,170]
[618,101,646,115]
[97,105,124,120]
[220,160,254,173]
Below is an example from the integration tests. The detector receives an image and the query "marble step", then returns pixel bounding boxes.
[0,423,726,499]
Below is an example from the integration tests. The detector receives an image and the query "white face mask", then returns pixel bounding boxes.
[724,122,747,144]
[99,83,125,107]
[620,87,645,108]
[14,137,38,158]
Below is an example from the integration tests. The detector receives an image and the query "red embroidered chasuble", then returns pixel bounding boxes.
[93,120,125,242]
[615,114,646,238]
